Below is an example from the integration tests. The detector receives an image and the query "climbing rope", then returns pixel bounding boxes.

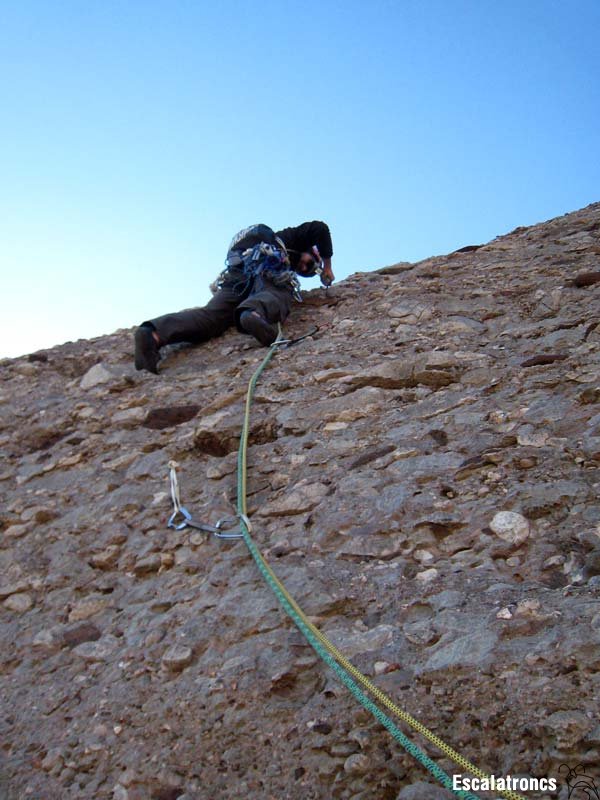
[170,327,527,800]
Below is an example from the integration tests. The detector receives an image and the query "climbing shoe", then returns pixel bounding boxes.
[239,310,277,347]
[134,325,160,374]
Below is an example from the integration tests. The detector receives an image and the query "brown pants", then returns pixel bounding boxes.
[144,270,294,346]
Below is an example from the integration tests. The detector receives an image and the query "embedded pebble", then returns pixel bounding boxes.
[80,363,118,389]
[490,511,530,546]
[415,568,439,583]
[162,645,193,671]
[72,635,119,662]
[3,524,29,539]
[4,592,33,613]
[343,753,371,775]
[374,661,390,676]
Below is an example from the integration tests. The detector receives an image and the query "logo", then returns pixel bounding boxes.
[559,764,599,799]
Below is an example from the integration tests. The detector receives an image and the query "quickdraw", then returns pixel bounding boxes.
[270,325,319,348]
[167,460,249,539]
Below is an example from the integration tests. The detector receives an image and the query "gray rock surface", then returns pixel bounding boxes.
[2,202,600,799]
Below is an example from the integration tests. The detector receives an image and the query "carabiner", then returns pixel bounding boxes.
[168,505,192,531]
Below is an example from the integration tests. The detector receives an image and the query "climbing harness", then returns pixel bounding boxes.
[217,245,303,303]
[240,241,302,301]
[217,225,331,300]
[221,223,304,301]
[164,332,527,800]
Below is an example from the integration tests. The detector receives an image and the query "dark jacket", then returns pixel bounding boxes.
[276,221,333,271]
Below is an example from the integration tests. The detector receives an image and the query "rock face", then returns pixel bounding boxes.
[1,203,600,800]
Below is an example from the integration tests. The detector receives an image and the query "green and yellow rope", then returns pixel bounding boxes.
[232,328,526,800]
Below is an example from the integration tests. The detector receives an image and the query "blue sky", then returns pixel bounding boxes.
[1,0,599,358]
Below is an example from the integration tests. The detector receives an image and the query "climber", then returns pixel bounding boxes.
[133,220,334,374]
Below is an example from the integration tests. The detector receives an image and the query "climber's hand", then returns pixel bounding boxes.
[321,259,334,287]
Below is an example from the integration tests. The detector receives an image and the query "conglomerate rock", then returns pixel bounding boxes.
[1,203,600,799]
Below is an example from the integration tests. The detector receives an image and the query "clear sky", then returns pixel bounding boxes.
[1,0,599,359]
